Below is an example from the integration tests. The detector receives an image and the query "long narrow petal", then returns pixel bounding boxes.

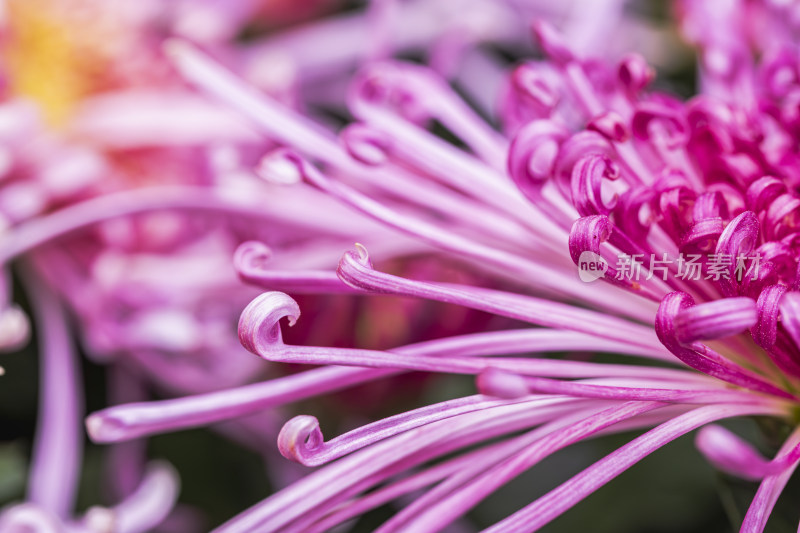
[88,327,692,443]
[25,275,82,518]
[278,395,528,466]
[0,186,381,264]
[238,292,676,374]
[337,250,666,352]
[484,403,788,533]
[270,149,657,320]
[216,398,590,532]
[377,401,663,533]
[478,370,768,404]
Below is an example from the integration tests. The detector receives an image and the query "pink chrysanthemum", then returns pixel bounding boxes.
[83,1,800,531]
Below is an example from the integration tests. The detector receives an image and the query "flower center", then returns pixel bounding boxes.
[2,0,122,126]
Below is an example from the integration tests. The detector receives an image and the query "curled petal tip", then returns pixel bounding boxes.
[84,507,115,532]
[338,245,386,293]
[511,65,559,110]
[233,241,273,276]
[631,102,689,149]
[531,20,573,65]
[655,292,695,344]
[351,62,434,122]
[507,120,567,199]
[278,415,324,465]
[476,369,530,399]
[716,211,759,296]
[753,285,786,349]
[618,53,655,94]
[679,218,724,255]
[695,425,772,480]
[568,215,612,264]
[353,243,371,264]
[587,112,630,143]
[525,140,559,181]
[238,292,300,355]
[340,124,391,166]
[0,306,30,351]
[571,155,620,217]
[717,211,759,255]
[553,131,612,185]
[256,149,304,185]
[85,411,127,443]
[143,460,181,494]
